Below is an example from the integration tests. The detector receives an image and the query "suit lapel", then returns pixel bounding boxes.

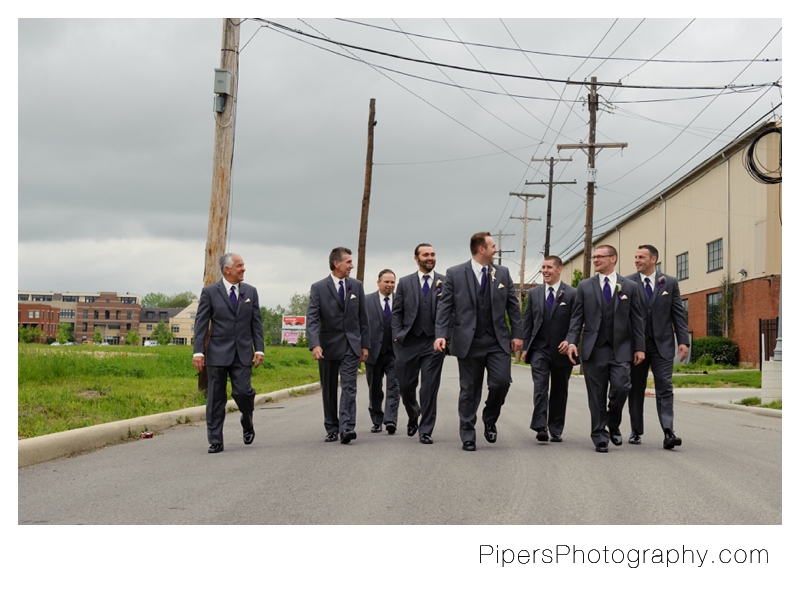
[464,262,477,307]
[591,274,604,312]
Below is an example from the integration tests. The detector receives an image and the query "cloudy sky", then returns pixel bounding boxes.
[18,18,782,310]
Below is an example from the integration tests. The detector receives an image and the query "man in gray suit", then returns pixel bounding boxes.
[392,244,445,444]
[521,255,576,443]
[566,245,645,453]
[306,247,369,444]
[193,253,265,454]
[434,232,523,451]
[365,269,400,434]
[627,244,690,449]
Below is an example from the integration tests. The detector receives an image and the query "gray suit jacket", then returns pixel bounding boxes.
[627,272,690,360]
[306,276,369,361]
[193,280,265,367]
[566,274,645,362]
[435,261,523,359]
[391,271,445,346]
[366,290,394,365]
[522,281,576,367]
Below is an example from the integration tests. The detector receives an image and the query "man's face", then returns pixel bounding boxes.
[541,260,563,286]
[592,249,616,275]
[333,254,354,279]
[415,246,436,273]
[223,255,246,284]
[477,236,497,266]
[377,273,396,297]
[634,248,657,276]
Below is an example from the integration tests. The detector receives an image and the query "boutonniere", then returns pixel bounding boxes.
[498,283,505,290]
[239,289,245,299]
[615,283,622,295]
[490,266,496,283]
[435,279,443,296]
[658,276,666,287]
[556,289,565,301]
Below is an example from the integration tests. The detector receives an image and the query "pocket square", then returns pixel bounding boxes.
[559,302,567,306]
[350,294,357,300]
[498,283,505,289]
[619,295,628,300]
[662,291,668,296]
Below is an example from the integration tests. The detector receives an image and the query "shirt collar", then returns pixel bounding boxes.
[222,278,238,294]
[417,270,435,283]
[599,272,617,287]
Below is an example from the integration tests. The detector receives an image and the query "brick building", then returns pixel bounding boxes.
[18,303,61,343]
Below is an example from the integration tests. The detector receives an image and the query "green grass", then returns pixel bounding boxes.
[18,344,319,438]
[649,370,762,389]
[737,396,782,410]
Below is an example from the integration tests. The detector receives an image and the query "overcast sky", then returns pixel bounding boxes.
[18,18,782,309]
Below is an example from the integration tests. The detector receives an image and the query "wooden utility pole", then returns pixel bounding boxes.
[509,192,543,308]
[526,157,575,257]
[200,18,240,390]
[356,98,376,282]
[558,77,627,280]
[494,229,515,267]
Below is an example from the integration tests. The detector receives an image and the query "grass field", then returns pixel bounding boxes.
[18,343,319,439]
[649,370,762,389]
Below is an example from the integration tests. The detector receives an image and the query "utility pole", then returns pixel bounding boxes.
[200,18,240,391]
[509,192,543,307]
[526,157,575,257]
[558,76,627,280]
[493,229,515,267]
[203,18,240,287]
[356,98,376,283]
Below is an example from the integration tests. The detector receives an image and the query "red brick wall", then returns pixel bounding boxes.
[18,304,61,342]
[683,275,780,367]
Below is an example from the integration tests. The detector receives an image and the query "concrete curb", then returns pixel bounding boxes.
[18,382,321,468]
[695,401,782,418]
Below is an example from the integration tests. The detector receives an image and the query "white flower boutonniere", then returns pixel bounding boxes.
[658,276,666,287]
[490,266,497,283]
[615,283,622,295]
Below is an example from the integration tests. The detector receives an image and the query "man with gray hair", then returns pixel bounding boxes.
[193,253,265,454]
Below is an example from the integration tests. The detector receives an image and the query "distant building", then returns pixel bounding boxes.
[18,303,61,343]
[17,291,142,344]
[170,299,199,346]
[139,307,184,345]
[560,120,781,366]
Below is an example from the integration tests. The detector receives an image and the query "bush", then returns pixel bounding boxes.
[692,336,739,366]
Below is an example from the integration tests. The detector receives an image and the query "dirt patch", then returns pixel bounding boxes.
[78,390,106,399]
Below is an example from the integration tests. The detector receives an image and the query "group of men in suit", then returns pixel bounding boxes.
[192,239,689,455]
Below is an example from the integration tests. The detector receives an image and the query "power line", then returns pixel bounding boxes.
[335,18,781,64]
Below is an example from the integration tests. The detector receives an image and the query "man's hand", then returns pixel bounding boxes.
[511,338,523,353]
[633,350,645,366]
[433,338,447,353]
[566,344,579,365]
[557,341,570,355]
[312,346,324,360]
[678,344,689,362]
[192,355,204,373]
[253,353,264,368]
[361,348,369,363]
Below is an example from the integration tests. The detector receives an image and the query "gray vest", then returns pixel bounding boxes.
[410,278,435,337]
[475,277,496,338]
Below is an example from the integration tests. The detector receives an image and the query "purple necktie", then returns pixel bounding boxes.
[480,267,487,293]
[645,278,653,299]
[338,280,345,303]
[384,297,391,318]
[422,275,430,297]
[229,285,238,309]
[603,277,612,303]
[546,287,554,309]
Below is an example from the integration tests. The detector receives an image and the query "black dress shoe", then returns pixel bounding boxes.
[370,424,382,433]
[609,428,623,446]
[208,443,224,454]
[628,432,641,445]
[243,429,255,445]
[407,425,418,437]
[324,432,338,442]
[536,430,549,442]
[419,434,433,444]
[340,430,357,444]
[385,423,396,435]
[663,431,682,449]
[550,434,562,443]
[484,425,497,443]
[595,442,609,453]
[462,441,476,451]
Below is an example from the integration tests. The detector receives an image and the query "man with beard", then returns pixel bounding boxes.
[391,244,446,444]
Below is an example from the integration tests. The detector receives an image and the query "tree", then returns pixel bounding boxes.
[261,305,286,346]
[19,326,44,343]
[151,320,174,345]
[93,326,103,343]
[125,330,140,346]
[571,269,583,288]
[57,323,73,344]
[287,292,310,315]
[142,291,197,308]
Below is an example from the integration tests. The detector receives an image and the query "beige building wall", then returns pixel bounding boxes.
[171,299,199,346]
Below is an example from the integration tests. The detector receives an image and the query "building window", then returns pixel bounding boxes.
[707,292,722,337]
[59,310,75,319]
[173,337,187,345]
[83,309,89,319]
[676,252,689,281]
[126,324,131,331]
[159,312,168,320]
[171,325,180,333]
[126,311,132,320]
[34,311,40,319]
[82,322,88,332]
[707,239,723,272]
[682,298,689,323]
[28,311,34,319]
[85,296,97,303]
[108,324,120,330]
[105,310,110,319]
[18,294,29,301]
[94,310,99,319]
[63,295,79,302]
[146,324,153,331]
[146,312,155,319]
[120,297,137,304]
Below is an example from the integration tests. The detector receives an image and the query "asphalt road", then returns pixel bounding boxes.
[18,357,781,525]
